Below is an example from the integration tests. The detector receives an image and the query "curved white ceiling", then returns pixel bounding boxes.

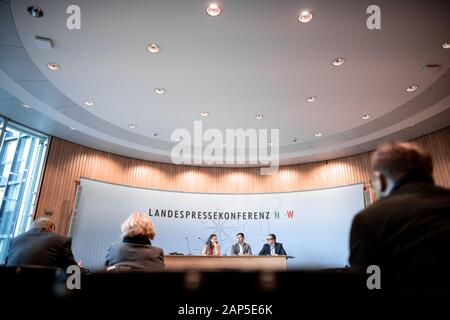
[0,0,449,165]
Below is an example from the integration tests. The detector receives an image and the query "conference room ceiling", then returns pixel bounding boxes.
[0,0,449,165]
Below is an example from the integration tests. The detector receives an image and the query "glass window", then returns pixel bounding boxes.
[0,119,48,263]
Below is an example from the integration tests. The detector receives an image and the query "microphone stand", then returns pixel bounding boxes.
[185,237,192,256]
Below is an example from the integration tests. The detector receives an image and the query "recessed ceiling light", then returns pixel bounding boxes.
[22,103,31,108]
[47,63,60,71]
[315,132,323,137]
[362,114,371,120]
[293,138,298,143]
[306,96,317,103]
[70,127,76,130]
[147,43,160,53]
[298,10,313,23]
[406,85,419,92]
[442,41,450,49]
[27,6,43,18]
[199,111,209,117]
[128,123,137,129]
[206,3,221,17]
[255,114,264,120]
[84,99,95,106]
[154,87,166,95]
[331,57,345,66]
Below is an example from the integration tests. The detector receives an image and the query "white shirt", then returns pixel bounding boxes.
[270,245,275,255]
[239,243,244,255]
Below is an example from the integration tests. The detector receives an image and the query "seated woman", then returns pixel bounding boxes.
[104,212,164,271]
[201,233,221,256]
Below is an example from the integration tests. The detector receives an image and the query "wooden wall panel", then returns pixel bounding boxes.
[36,127,450,234]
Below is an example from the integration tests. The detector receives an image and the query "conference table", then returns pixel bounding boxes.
[165,255,287,271]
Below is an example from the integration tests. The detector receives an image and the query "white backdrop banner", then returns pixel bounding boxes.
[70,178,365,270]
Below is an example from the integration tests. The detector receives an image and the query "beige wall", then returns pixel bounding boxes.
[36,127,450,234]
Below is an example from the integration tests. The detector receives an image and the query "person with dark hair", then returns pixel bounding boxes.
[5,217,80,270]
[259,234,287,256]
[349,141,450,294]
[231,233,252,256]
[202,234,220,256]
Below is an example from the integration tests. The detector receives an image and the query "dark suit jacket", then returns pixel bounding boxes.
[259,242,287,256]
[105,239,165,271]
[5,228,78,269]
[349,177,450,294]
[231,242,252,255]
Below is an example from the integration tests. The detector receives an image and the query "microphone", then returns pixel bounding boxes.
[185,237,192,255]
[198,236,206,245]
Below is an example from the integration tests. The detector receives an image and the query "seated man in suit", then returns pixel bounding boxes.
[5,217,79,270]
[349,141,450,295]
[259,233,287,256]
[231,233,252,256]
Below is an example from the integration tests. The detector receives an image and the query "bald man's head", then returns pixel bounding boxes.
[371,142,432,198]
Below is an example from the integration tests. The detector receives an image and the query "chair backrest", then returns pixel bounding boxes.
[0,265,62,304]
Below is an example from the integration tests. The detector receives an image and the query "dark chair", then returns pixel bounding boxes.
[0,265,63,305]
